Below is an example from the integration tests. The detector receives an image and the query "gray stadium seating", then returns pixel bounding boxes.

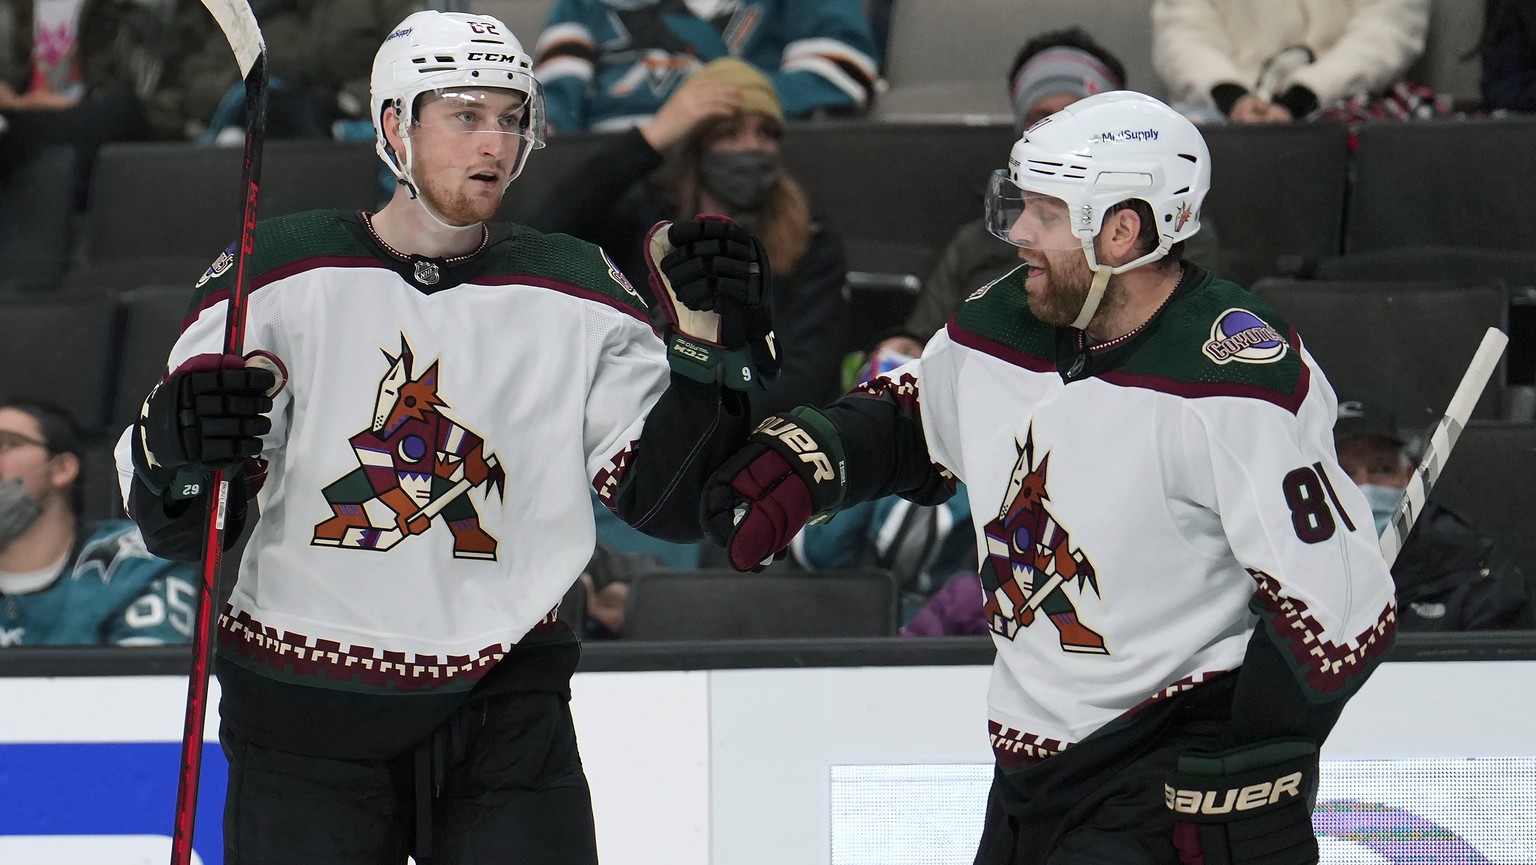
[1251,279,1507,430]
[0,147,75,292]
[623,569,898,640]
[1407,0,1485,108]
[876,0,1161,121]
[1427,421,1536,586]
[111,286,195,432]
[0,294,122,435]
[1345,119,1536,254]
[80,140,383,284]
[1201,123,1350,286]
[80,443,125,523]
[779,121,1016,279]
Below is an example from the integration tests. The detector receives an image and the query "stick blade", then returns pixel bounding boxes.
[199,0,265,77]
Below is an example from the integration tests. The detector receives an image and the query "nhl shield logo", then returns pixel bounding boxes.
[413,260,440,286]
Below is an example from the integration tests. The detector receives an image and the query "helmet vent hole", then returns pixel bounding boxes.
[436,55,454,62]
[1164,214,1172,222]
[1177,153,1198,163]
[1173,186,1189,194]
[471,38,500,44]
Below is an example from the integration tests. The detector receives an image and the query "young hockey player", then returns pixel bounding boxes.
[117,10,774,863]
[703,91,1398,865]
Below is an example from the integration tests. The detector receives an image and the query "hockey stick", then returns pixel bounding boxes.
[1379,327,1509,567]
[173,4,265,865]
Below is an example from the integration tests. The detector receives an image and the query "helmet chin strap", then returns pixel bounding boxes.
[1069,235,1171,331]
[395,130,485,235]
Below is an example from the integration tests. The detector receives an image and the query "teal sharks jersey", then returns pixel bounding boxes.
[0,521,195,646]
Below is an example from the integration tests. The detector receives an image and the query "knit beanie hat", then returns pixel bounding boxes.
[687,57,784,124]
[1010,46,1124,130]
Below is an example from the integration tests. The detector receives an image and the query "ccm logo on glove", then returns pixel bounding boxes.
[756,417,835,483]
[1165,771,1305,815]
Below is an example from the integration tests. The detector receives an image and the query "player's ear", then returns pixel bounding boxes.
[383,103,406,152]
[1104,207,1141,262]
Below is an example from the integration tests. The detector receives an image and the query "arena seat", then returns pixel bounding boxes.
[1406,0,1484,108]
[1345,119,1536,254]
[0,294,122,435]
[0,147,75,292]
[1250,279,1507,428]
[623,569,899,640]
[80,442,126,522]
[111,286,196,433]
[1200,123,1350,286]
[780,121,1015,280]
[82,140,382,272]
[877,0,1161,121]
[1426,420,1536,605]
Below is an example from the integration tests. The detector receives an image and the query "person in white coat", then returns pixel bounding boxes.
[1152,0,1429,123]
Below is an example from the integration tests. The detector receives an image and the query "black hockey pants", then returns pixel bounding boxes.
[220,688,598,865]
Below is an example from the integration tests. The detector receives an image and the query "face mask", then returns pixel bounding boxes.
[0,476,45,550]
[698,150,781,212]
[1357,483,1403,537]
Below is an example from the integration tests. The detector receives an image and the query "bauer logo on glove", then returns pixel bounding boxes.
[644,214,779,391]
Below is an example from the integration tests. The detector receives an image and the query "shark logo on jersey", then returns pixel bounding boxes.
[979,427,1106,653]
[312,334,506,560]
[1202,308,1287,365]
[194,242,237,289]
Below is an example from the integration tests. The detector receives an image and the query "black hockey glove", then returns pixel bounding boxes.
[701,407,846,572]
[645,214,778,391]
[1165,739,1320,865]
[131,352,280,500]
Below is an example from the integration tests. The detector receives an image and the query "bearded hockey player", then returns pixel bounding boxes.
[703,91,1397,865]
[115,10,774,864]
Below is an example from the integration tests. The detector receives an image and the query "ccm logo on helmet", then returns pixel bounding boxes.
[1165,772,1304,815]
[758,418,835,483]
[466,52,519,63]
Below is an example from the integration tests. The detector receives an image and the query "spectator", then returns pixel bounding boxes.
[878,28,1220,357]
[0,0,165,203]
[0,398,193,647]
[532,0,878,133]
[1335,399,1530,630]
[534,57,849,421]
[1479,0,1536,113]
[1152,0,1429,124]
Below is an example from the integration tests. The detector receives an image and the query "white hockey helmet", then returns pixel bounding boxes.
[370,10,547,192]
[984,91,1210,326]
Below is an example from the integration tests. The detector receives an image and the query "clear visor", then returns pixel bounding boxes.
[410,81,547,150]
[983,169,1084,251]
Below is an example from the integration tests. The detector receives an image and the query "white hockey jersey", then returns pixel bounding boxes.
[865,264,1397,768]
[117,210,669,695]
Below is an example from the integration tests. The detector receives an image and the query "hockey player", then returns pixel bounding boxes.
[115,10,774,864]
[702,91,1398,865]
[0,398,193,646]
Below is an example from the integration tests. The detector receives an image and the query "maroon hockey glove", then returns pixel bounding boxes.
[645,214,778,390]
[1165,739,1320,865]
[131,352,282,498]
[702,407,847,572]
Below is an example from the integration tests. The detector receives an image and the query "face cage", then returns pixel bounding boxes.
[983,169,1090,252]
